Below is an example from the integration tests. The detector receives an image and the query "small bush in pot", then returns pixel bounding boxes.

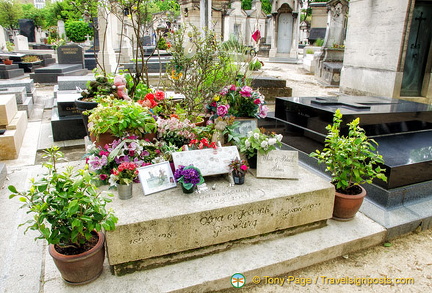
[310,109,387,219]
[8,146,118,284]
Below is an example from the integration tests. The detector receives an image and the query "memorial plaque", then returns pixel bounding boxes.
[57,44,85,67]
[172,146,240,176]
[256,150,299,179]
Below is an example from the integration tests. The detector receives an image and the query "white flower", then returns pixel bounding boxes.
[109,174,118,187]
[268,138,277,145]
[253,133,260,139]
[275,134,283,142]
[247,130,253,137]
[245,140,251,148]
[261,140,268,148]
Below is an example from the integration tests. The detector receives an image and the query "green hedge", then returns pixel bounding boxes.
[65,21,93,43]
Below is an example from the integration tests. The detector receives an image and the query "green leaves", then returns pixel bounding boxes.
[310,109,388,193]
[8,146,118,248]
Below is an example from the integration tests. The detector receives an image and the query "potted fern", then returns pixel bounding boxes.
[8,146,118,284]
[310,109,387,220]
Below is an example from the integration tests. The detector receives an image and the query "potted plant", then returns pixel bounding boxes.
[109,161,139,200]
[228,158,249,185]
[8,146,118,285]
[87,99,157,147]
[237,128,283,168]
[2,57,13,65]
[174,165,205,193]
[310,109,388,220]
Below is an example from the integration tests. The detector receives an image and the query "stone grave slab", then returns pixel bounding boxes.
[105,167,335,274]
[50,107,86,141]
[0,64,25,79]
[57,76,95,91]
[56,93,81,117]
[30,64,88,83]
[0,110,27,160]
[0,163,6,187]
[0,79,35,95]
[0,94,18,126]
[274,96,432,203]
[0,87,26,104]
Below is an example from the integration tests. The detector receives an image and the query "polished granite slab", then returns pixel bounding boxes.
[274,96,432,189]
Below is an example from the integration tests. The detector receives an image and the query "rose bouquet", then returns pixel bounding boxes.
[157,117,197,148]
[174,165,205,192]
[206,84,268,120]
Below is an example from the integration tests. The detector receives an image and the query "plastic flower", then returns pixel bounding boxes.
[239,86,253,97]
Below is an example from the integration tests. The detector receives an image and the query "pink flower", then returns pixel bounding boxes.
[239,86,253,97]
[258,104,268,118]
[240,165,248,171]
[229,84,236,91]
[253,98,261,105]
[99,174,108,181]
[217,104,230,117]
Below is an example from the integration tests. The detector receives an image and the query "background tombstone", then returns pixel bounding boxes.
[57,44,85,68]
[18,19,35,43]
[57,20,66,39]
[0,26,7,51]
[13,35,29,51]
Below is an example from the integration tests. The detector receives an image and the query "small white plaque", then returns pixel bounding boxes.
[256,150,299,179]
[172,146,240,176]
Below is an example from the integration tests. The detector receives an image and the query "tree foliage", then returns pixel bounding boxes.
[241,0,272,14]
[0,0,23,30]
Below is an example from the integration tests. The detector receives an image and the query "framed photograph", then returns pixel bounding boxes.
[138,161,177,195]
[234,118,258,137]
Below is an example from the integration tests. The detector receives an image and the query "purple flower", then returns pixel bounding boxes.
[239,86,253,97]
[217,104,230,117]
[88,155,108,171]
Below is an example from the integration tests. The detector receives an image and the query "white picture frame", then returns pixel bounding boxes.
[138,161,177,195]
[256,150,299,179]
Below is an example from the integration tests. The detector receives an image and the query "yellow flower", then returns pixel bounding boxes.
[213,95,220,102]
[170,70,183,80]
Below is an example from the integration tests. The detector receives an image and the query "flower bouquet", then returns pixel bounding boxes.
[228,158,249,185]
[237,128,283,168]
[86,136,158,185]
[207,84,268,120]
[174,165,205,193]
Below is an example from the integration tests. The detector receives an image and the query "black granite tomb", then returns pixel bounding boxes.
[0,64,25,79]
[19,19,35,42]
[274,96,432,192]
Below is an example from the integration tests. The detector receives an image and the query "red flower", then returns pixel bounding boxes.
[253,99,261,105]
[155,91,165,100]
[145,93,155,100]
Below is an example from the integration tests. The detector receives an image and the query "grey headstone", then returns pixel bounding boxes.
[57,44,85,68]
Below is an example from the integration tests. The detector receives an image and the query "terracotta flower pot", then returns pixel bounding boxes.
[48,231,105,285]
[332,186,367,221]
[90,132,118,149]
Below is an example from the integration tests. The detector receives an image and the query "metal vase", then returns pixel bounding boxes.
[118,184,133,200]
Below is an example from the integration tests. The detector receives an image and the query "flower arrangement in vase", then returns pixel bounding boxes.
[237,128,283,168]
[109,162,139,200]
[174,165,205,193]
[228,158,249,185]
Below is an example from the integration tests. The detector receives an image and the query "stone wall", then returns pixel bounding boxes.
[340,0,411,98]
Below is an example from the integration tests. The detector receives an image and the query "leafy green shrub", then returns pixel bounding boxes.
[305,48,314,54]
[310,109,387,193]
[157,37,168,50]
[65,20,93,43]
[249,59,263,71]
[314,38,324,46]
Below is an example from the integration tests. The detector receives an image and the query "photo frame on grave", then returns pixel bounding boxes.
[256,150,299,179]
[233,118,258,137]
[138,161,177,195]
[172,146,240,176]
